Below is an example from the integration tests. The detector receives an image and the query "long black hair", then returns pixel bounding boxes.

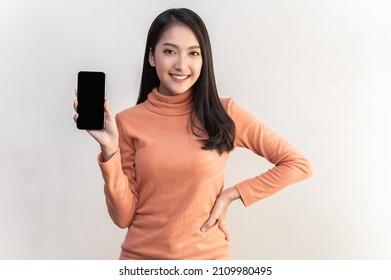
[137,8,235,155]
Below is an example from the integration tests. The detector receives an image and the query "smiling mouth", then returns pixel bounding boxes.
[170,74,190,80]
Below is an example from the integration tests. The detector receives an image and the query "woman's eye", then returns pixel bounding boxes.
[163,49,175,54]
[190,51,200,56]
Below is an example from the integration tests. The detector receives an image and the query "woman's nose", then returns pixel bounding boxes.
[174,54,187,71]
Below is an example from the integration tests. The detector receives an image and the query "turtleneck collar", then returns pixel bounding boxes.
[144,88,193,116]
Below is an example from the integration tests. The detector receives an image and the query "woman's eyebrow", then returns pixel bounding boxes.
[162,42,201,50]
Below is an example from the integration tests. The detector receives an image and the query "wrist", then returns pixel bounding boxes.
[100,144,119,162]
[222,186,241,202]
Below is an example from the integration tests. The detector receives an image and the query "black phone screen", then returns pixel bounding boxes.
[76,71,105,130]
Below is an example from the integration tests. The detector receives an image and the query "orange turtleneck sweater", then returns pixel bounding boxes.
[97,88,312,259]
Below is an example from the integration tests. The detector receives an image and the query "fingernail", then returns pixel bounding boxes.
[201,227,206,232]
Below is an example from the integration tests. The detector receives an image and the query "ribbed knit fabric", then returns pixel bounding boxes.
[98,88,312,259]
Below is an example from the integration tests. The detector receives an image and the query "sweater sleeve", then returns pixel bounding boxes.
[97,114,138,228]
[227,99,313,207]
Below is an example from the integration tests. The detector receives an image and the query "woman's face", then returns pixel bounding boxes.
[149,23,203,96]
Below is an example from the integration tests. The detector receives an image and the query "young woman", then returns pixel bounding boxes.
[73,8,312,259]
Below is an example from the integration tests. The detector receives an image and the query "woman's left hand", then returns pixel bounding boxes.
[201,187,240,241]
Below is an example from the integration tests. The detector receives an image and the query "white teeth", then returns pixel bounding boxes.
[171,74,188,80]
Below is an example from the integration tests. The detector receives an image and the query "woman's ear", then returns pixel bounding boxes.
[148,48,155,67]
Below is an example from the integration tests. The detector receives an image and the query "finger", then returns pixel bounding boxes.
[73,113,78,123]
[104,100,112,113]
[73,99,78,111]
[201,220,215,232]
[74,88,77,97]
[104,100,115,121]
[201,214,218,232]
[218,221,230,241]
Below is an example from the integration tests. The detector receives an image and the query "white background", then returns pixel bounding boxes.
[0,0,390,259]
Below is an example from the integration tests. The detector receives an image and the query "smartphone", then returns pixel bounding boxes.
[76,71,105,130]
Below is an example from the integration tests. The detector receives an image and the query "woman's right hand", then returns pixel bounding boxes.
[73,89,119,161]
